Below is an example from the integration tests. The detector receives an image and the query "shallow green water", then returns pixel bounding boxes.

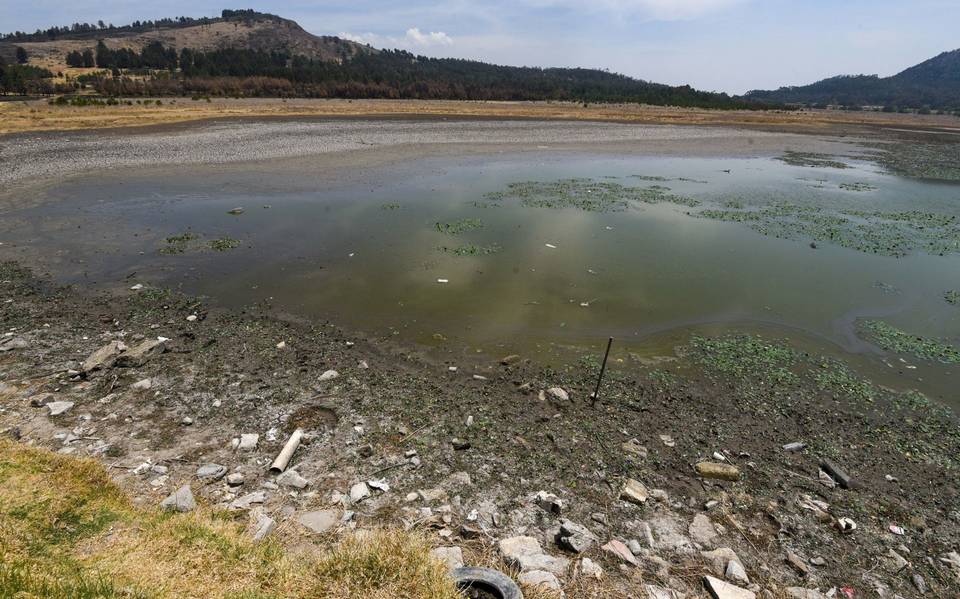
[3,151,959,403]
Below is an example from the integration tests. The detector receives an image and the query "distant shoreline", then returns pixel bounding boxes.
[2,97,959,137]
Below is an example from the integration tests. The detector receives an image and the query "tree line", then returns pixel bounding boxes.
[74,43,770,109]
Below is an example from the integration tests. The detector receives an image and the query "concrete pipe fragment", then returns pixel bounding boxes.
[269,428,303,473]
[452,567,523,599]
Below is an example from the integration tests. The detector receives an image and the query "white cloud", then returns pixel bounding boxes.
[339,27,453,50]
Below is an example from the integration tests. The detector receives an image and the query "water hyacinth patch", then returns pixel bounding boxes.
[859,320,960,364]
[482,178,700,212]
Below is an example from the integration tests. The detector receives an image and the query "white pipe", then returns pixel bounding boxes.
[269,428,303,473]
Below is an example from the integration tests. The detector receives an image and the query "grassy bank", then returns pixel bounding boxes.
[0,440,459,599]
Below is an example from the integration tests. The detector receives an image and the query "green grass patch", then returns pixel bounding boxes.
[777,151,850,169]
[482,178,700,212]
[435,218,483,235]
[209,237,241,252]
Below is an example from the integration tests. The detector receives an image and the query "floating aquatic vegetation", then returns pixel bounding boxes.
[483,178,700,212]
[838,182,878,192]
[209,236,241,252]
[380,203,401,210]
[859,320,960,364]
[860,141,960,181]
[437,244,501,256]
[696,203,960,257]
[777,151,850,169]
[435,218,483,235]
[160,232,198,255]
[721,199,745,209]
[629,175,670,182]
[946,290,960,305]
[688,334,799,386]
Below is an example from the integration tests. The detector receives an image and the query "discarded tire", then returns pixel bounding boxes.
[452,567,523,599]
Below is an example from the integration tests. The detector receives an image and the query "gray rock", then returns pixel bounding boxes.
[518,570,563,594]
[705,575,755,599]
[620,478,650,505]
[277,469,309,489]
[318,369,339,381]
[251,512,276,541]
[0,336,29,352]
[701,548,744,579]
[115,338,166,367]
[689,513,718,546]
[230,491,267,510]
[238,433,259,451]
[350,482,370,502]
[579,557,603,579]
[557,519,598,553]
[546,387,569,401]
[430,546,464,571]
[160,484,196,513]
[785,589,828,599]
[297,509,338,534]
[196,463,227,480]
[725,558,749,584]
[418,488,448,503]
[627,539,643,555]
[226,472,245,486]
[499,536,571,575]
[645,585,682,599]
[535,490,563,514]
[82,341,126,372]
[622,438,648,460]
[46,401,75,416]
[131,378,152,391]
[647,514,693,553]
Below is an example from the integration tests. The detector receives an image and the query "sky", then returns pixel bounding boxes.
[2,0,958,94]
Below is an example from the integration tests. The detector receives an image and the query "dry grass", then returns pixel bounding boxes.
[0,439,459,599]
[1,97,958,137]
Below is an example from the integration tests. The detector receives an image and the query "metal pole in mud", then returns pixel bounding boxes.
[591,337,614,406]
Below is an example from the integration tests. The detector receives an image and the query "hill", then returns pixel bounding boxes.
[0,9,764,109]
[0,10,369,72]
[744,49,960,111]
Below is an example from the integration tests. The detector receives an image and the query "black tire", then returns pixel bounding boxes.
[452,566,524,599]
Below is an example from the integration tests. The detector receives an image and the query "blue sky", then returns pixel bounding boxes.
[2,0,958,94]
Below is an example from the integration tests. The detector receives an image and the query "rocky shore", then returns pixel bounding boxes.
[1,259,958,598]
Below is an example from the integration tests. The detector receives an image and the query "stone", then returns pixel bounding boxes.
[695,462,740,481]
[819,458,853,489]
[451,438,471,450]
[627,539,643,555]
[115,338,165,367]
[689,513,718,546]
[518,570,562,594]
[196,463,227,480]
[785,551,809,576]
[82,341,126,372]
[0,336,28,352]
[782,441,807,452]
[29,393,54,407]
[318,370,339,381]
[557,519,598,553]
[350,482,370,502]
[704,575,755,599]
[430,546,464,570]
[367,479,389,492]
[601,539,637,566]
[499,536,571,575]
[277,469,309,489]
[622,438,648,459]
[785,589,828,599]
[725,559,749,584]
[647,514,693,553]
[226,472,244,486]
[620,478,650,505]
[545,387,569,401]
[883,548,908,572]
[701,548,744,579]
[297,510,338,534]
[809,556,826,567]
[645,585,682,599]
[536,490,563,514]
[131,378,152,391]
[46,401,75,416]
[579,557,603,579]
[230,491,266,510]
[251,512,276,541]
[238,433,259,451]
[160,484,196,513]
[418,488,448,503]
[912,573,927,594]
[501,354,521,365]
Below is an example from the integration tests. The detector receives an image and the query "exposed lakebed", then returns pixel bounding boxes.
[2,146,959,406]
